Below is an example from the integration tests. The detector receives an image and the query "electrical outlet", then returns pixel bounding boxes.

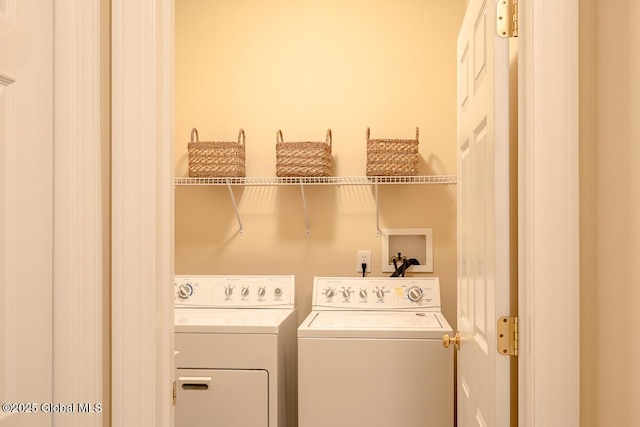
[356,250,372,273]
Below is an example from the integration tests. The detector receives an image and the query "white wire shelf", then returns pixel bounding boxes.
[174,175,457,186]
[174,175,456,237]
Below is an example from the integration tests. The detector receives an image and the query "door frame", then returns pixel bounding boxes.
[52,1,109,425]
[109,0,175,426]
[518,0,580,425]
[101,0,580,426]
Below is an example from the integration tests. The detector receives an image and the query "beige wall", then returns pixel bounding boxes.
[581,0,640,425]
[174,0,464,321]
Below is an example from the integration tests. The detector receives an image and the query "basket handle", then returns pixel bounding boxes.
[238,128,245,145]
[366,127,419,141]
[326,129,332,147]
[276,129,284,143]
[190,127,199,143]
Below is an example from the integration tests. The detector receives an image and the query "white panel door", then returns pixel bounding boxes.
[457,0,511,426]
[0,1,53,426]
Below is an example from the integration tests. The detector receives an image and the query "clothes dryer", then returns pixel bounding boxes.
[175,275,297,427]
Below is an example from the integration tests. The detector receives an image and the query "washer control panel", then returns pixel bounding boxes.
[312,277,440,310]
[175,275,295,308]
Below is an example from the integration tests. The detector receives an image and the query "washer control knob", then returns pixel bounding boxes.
[177,283,193,299]
[274,287,283,297]
[224,285,234,297]
[258,287,266,297]
[342,287,352,300]
[375,287,386,301]
[359,289,368,300]
[325,288,335,299]
[241,286,250,297]
[407,286,424,302]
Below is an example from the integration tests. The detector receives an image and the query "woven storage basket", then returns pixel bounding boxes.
[366,127,419,176]
[275,129,332,177]
[187,128,246,177]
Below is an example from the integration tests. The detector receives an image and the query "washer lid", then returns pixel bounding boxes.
[175,308,297,334]
[297,310,452,339]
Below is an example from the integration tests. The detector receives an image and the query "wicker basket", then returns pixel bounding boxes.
[275,129,332,177]
[187,128,246,177]
[366,127,419,176]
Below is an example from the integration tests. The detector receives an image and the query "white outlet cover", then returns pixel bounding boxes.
[356,250,372,273]
[381,228,433,273]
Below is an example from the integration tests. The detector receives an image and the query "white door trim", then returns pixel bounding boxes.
[519,0,580,426]
[111,0,175,425]
[52,1,107,425]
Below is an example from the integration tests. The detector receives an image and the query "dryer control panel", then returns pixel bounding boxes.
[312,277,441,311]
[175,275,295,308]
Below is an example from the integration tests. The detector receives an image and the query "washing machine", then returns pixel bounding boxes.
[297,276,453,427]
[174,275,298,427]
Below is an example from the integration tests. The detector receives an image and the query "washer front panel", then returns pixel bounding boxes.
[298,335,453,427]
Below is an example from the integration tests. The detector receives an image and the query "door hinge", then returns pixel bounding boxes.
[497,0,519,38]
[172,380,177,406]
[497,316,518,356]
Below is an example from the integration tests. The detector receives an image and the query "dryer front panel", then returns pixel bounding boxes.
[176,368,268,427]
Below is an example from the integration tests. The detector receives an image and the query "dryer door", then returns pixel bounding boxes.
[176,368,268,426]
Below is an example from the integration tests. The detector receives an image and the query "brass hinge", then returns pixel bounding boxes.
[497,316,518,356]
[172,380,177,406]
[497,0,519,38]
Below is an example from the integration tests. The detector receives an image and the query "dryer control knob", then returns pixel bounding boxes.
[224,285,234,297]
[342,288,352,300]
[375,288,386,300]
[177,284,193,299]
[241,286,250,297]
[407,286,424,302]
[359,289,368,300]
[325,288,335,299]
[258,287,266,297]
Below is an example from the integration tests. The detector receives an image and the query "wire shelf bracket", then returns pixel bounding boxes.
[300,184,311,236]
[227,184,244,236]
